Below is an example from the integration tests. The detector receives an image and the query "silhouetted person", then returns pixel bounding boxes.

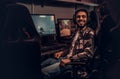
[99,6,116,62]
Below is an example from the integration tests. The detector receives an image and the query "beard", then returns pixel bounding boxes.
[76,20,87,28]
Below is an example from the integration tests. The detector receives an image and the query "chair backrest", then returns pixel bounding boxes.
[0,3,39,42]
[0,3,41,79]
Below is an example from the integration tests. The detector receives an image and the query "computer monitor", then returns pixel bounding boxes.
[57,18,75,37]
[31,14,56,36]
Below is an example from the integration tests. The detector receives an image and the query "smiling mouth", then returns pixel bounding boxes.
[79,21,84,23]
[79,21,85,24]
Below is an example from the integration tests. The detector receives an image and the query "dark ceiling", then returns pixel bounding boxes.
[17,0,83,8]
[0,0,98,8]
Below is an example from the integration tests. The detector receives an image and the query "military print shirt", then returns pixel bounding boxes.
[67,26,95,61]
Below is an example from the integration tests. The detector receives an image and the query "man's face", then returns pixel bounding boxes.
[75,11,88,28]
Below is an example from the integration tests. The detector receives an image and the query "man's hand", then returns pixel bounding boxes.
[54,51,63,59]
[60,59,71,66]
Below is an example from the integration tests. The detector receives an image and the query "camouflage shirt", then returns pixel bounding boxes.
[67,26,95,61]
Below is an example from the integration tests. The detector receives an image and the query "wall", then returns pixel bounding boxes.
[19,3,75,23]
[107,0,120,23]
[18,1,95,23]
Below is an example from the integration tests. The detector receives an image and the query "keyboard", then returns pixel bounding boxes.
[41,47,66,56]
[41,44,69,56]
[41,43,67,51]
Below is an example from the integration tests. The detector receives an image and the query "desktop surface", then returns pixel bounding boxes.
[41,42,69,56]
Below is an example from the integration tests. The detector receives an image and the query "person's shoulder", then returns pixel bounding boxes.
[86,27,95,36]
[86,26,94,32]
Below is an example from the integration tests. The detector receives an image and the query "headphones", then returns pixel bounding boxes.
[73,9,89,25]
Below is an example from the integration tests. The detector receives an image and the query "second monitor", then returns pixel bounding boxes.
[57,18,75,37]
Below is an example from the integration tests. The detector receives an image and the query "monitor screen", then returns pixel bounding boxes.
[31,14,56,36]
[57,18,75,37]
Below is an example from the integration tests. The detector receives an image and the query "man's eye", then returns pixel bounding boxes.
[82,15,86,18]
[77,16,80,18]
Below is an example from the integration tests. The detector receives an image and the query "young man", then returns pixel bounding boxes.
[41,9,95,79]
